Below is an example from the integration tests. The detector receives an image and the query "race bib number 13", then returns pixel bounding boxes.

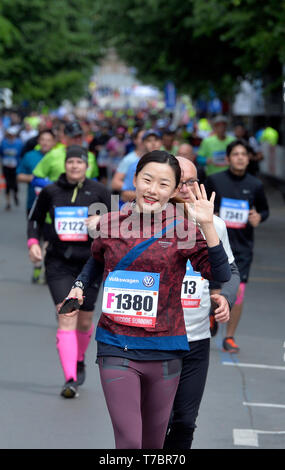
[181,261,204,308]
[102,270,160,328]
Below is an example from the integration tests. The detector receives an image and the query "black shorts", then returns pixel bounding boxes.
[45,255,102,310]
[235,253,253,283]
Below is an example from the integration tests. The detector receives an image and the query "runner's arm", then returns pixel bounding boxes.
[112,171,125,191]
[209,215,239,307]
[220,261,240,308]
[206,242,231,282]
[16,155,32,183]
[209,261,240,309]
[17,173,34,183]
[120,161,136,201]
[254,184,269,222]
[188,230,231,283]
[27,188,51,241]
[65,257,104,305]
[184,185,231,282]
[73,256,104,290]
[31,176,52,188]
[121,190,136,202]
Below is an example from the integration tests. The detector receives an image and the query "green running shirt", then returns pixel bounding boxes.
[33,144,99,181]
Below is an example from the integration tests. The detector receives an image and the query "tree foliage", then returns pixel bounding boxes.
[0,0,101,106]
[93,0,285,99]
[1,0,284,105]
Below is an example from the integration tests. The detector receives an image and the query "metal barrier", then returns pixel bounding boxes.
[260,143,285,199]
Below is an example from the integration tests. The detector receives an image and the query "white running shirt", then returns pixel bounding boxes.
[183,215,234,342]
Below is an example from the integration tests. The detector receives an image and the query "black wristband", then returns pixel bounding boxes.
[72,280,85,291]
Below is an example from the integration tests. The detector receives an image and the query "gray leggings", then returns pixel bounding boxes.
[97,356,182,449]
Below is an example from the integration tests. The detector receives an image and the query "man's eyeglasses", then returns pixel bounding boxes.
[180,179,199,188]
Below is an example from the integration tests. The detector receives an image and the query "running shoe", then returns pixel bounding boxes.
[32,266,46,285]
[61,379,78,398]
[32,267,42,284]
[77,360,86,386]
[209,312,218,337]
[37,268,47,285]
[222,337,240,353]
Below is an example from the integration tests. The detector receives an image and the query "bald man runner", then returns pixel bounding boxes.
[163,156,240,449]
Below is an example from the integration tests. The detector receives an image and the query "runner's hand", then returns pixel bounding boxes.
[187,183,215,225]
[56,303,79,317]
[29,244,42,263]
[66,287,84,306]
[210,294,229,323]
[85,214,101,238]
[248,209,261,227]
[56,287,84,317]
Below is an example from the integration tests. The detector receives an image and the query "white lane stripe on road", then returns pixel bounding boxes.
[243,401,285,409]
[222,361,285,371]
[233,429,259,447]
[233,428,285,447]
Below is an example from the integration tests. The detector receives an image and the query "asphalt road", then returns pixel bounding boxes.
[0,181,284,450]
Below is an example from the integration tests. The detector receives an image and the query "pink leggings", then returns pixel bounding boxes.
[98,356,182,449]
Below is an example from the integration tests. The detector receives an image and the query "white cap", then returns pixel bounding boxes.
[212,115,228,124]
[6,126,19,135]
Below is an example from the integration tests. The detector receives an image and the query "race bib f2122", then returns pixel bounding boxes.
[54,206,88,241]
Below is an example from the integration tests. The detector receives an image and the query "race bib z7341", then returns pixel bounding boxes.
[219,198,249,229]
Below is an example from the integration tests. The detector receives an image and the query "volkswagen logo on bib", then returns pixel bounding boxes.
[143,275,155,288]
[77,208,85,216]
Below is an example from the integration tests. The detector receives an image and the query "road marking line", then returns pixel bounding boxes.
[222,361,285,371]
[233,428,285,447]
[255,430,285,434]
[233,429,259,447]
[243,402,285,409]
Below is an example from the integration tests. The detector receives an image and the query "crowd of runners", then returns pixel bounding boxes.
[0,105,270,449]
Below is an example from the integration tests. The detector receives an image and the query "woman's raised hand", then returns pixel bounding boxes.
[186,183,215,226]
